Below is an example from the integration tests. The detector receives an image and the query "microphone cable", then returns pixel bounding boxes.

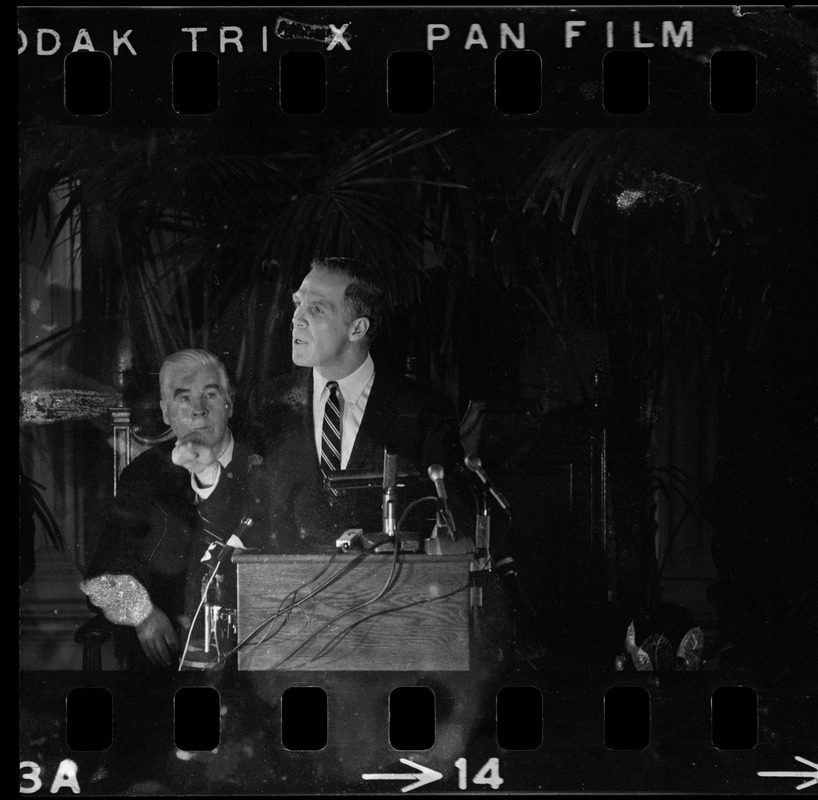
[310,558,492,664]
[245,550,342,649]
[269,543,400,670]
[213,549,354,665]
[211,538,391,668]
[268,496,437,669]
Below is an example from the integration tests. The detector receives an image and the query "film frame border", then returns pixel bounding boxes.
[19,3,818,796]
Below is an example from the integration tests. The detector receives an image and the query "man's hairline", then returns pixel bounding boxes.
[159,365,231,403]
[301,266,370,329]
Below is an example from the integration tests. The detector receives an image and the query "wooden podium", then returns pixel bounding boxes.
[232,552,472,671]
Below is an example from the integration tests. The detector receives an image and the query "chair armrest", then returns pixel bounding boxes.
[74,614,113,646]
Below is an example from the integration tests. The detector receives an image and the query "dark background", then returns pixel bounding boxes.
[19,6,818,683]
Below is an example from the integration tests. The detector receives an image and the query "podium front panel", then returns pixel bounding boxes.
[233,553,471,671]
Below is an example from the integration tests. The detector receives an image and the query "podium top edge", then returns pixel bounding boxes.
[233,552,474,563]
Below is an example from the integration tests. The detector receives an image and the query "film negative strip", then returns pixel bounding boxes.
[19,4,818,796]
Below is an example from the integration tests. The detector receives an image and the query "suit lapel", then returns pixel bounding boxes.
[298,370,323,475]
[284,368,400,470]
[304,369,316,457]
[268,369,320,476]
[347,373,398,469]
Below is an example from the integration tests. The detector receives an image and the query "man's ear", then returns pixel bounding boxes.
[349,316,370,342]
[226,392,235,418]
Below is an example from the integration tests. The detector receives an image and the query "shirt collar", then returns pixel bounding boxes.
[217,430,235,467]
[313,353,375,409]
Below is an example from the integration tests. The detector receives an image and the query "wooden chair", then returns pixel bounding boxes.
[74,401,173,670]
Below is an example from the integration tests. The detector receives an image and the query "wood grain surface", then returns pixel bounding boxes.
[234,553,471,671]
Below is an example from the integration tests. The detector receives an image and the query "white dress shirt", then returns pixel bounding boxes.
[312,354,376,469]
[191,431,235,501]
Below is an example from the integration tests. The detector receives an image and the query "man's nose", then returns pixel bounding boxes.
[292,306,307,326]
[192,397,208,415]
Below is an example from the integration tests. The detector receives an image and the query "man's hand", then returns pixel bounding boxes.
[172,431,221,485]
[135,606,181,667]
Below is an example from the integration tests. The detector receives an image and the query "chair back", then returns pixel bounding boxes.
[110,407,174,495]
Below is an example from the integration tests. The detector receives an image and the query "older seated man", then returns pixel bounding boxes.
[82,348,263,670]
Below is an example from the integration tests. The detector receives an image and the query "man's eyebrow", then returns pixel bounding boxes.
[294,291,334,309]
[171,383,222,398]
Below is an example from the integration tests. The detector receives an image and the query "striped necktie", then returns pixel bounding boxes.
[320,381,342,476]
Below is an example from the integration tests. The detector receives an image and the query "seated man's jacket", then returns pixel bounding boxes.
[85,438,264,667]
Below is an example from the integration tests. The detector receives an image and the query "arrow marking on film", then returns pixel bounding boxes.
[758,756,818,790]
[362,758,443,793]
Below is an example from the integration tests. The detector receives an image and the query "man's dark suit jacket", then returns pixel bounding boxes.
[85,438,263,668]
[245,365,467,553]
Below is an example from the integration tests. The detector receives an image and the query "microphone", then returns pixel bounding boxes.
[494,553,538,618]
[382,449,398,537]
[464,454,512,515]
[325,467,420,491]
[199,516,253,657]
[428,464,457,536]
[203,516,254,571]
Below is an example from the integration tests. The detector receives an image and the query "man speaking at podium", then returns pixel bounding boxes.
[247,256,466,552]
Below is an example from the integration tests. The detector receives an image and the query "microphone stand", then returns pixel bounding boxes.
[470,484,492,643]
[493,529,542,668]
[465,453,539,667]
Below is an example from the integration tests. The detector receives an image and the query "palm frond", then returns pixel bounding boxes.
[19,467,64,552]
